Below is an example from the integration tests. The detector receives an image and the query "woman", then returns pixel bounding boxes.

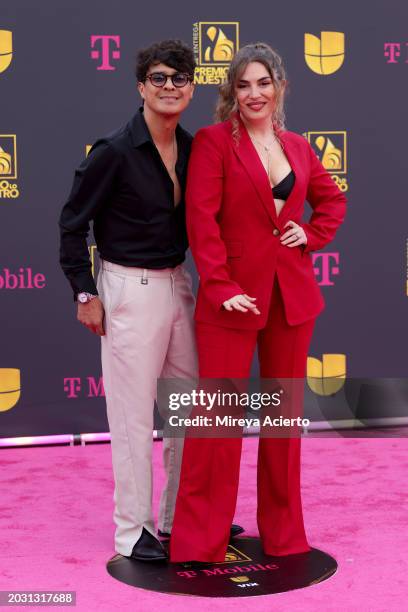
[169,43,347,563]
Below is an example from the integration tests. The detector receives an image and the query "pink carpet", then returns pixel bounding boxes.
[0,437,407,611]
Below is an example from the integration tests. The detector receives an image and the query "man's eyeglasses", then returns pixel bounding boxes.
[144,72,193,88]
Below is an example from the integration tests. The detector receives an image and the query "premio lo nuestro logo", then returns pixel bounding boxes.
[307,354,346,396]
[221,546,251,564]
[176,542,279,589]
[0,30,13,73]
[0,368,21,412]
[304,31,345,75]
[0,135,19,199]
[303,131,348,192]
[193,21,239,85]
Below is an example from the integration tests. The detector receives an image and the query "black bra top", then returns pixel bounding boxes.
[272,170,295,200]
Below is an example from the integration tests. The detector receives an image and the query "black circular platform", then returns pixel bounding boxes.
[107,537,337,597]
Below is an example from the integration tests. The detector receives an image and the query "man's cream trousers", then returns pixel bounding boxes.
[97,259,197,556]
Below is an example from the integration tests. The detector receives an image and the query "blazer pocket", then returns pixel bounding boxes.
[224,240,243,258]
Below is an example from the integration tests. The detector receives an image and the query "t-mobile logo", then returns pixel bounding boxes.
[312,252,340,286]
[90,35,120,70]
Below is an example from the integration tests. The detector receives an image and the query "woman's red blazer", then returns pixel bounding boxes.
[185,116,347,329]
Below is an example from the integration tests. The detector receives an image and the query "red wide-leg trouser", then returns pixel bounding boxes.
[170,279,315,562]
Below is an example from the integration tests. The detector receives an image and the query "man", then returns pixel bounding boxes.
[59,39,199,562]
[59,39,243,562]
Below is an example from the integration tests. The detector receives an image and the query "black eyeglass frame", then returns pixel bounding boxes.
[143,71,194,88]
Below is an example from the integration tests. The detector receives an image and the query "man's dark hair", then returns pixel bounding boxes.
[136,39,196,82]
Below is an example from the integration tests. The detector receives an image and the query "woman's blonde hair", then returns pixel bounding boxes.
[215,42,287,140]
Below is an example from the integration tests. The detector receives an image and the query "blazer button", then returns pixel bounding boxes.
[273,228,280,236]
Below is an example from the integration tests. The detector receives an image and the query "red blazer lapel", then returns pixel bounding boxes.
[276,131,303,225]
[232,118,279,227]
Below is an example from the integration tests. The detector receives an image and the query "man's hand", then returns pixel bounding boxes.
[77,297,105,336]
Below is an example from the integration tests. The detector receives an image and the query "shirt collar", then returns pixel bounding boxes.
[129,106,190,176]
[128,107,153,147]
[129,106,188,149]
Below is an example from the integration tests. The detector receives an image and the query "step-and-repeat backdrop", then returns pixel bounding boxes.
[1,1,407,438]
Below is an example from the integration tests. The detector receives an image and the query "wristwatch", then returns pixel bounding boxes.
[77,292,97,304]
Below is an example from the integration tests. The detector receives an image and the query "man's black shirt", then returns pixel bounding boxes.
[59,107,193,298]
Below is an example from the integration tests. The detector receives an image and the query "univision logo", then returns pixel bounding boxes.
[0,30,13,73]
[230,576,250,583]
[305,32,345,75]
[307,354,346,395]
[0,368,21,411]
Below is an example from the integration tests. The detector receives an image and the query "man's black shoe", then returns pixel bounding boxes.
[230,523,245,538]
[128,527,168,561]
[158,523,245,540]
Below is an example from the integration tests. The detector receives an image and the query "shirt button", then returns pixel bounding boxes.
[273,228,280,236]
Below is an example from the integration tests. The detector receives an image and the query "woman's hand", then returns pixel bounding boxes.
[280,220,308,247]
[223,294,260,314]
